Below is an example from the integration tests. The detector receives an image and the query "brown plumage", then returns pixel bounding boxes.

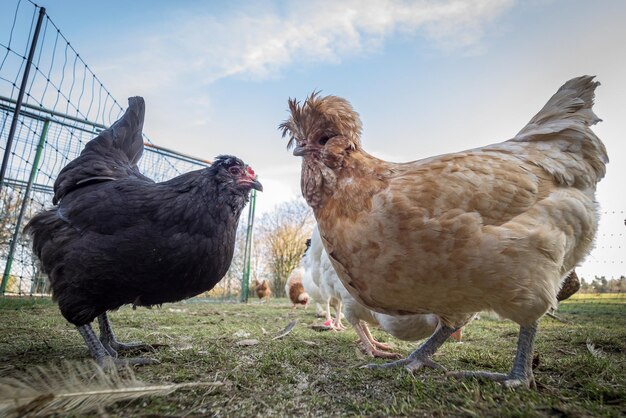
[285,266,309,309]
[280,76,607,388]
[557,270,581,302]
[255,279,272,302]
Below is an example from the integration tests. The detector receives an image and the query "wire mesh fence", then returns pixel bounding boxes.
[0,0,252,301]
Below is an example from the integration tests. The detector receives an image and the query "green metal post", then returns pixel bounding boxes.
[240,189,257,302]
[1,119,50,294]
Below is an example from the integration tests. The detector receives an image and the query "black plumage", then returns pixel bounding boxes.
[25,97,262,367]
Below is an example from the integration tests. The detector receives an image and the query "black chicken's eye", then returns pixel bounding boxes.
[319,135,330,146]
[228,166,241,175]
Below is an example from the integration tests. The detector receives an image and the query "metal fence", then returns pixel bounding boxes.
[0,1,255,300]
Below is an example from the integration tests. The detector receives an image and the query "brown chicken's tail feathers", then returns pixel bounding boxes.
[511,75,608,188]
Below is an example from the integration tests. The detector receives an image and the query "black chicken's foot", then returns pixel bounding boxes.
[363,322,457,373]
[97,313,157,356]
[78,323,159,369]
[448,321,538,389]
[98,355,161,371]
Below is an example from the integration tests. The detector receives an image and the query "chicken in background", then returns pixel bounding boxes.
[312,224,463,358]
[255,279,272,302]
[26,97,262,368]
[280,76,607,388]
[285,266,310,309]
[301,265,327,318]
[300,239,327,317]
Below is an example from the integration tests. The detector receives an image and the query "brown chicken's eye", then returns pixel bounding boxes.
[318,135,331,146]
[228,166,242,175]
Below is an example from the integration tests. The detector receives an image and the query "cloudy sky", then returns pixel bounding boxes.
[3,0,625,278]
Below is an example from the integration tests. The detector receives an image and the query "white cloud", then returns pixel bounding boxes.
[98,0,515,91]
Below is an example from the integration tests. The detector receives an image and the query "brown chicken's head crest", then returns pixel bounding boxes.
[279,92,362,165]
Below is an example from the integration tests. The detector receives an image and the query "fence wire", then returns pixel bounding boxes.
[0,0,248,300]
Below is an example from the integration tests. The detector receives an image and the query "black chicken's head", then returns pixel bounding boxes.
[212,155,263,193]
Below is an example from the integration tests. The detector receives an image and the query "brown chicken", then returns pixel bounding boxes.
[254,279,272,302]
[280,76,607,388]
[285,266,309,309]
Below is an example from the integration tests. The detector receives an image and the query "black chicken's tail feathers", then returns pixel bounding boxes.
[52,97,149,204]
[108,96,145,165]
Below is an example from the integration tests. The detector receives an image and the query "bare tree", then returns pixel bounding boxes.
[257,198,314,297]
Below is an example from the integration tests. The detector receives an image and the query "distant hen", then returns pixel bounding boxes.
[26,97,262,367]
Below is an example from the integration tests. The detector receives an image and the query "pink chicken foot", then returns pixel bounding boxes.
[355,322,401,359]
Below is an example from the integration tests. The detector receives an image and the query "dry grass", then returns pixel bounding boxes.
[0,295,625,417]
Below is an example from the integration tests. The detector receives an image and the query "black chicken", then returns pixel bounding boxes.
[26,97,262,367]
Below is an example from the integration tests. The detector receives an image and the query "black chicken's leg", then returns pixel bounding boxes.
[77,323,157,368]
[364,322,457,372]
[77,323,111,366]
[449,321,537,388]
[97,313,156,356]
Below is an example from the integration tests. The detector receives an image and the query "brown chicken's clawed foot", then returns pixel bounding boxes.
[448,370,535,389]
[448,321,538,389]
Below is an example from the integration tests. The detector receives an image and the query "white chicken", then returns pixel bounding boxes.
[301,260,327,318]
[280,76,608,388]
[304,226,345,329]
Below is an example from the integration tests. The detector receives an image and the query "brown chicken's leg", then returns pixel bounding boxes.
[77,323,158,369]
[97,313,157,356]
[364,322,457,372]
[355,322,401,359]
[448,321,537,389]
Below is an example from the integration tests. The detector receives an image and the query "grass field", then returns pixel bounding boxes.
[1,295,625,417]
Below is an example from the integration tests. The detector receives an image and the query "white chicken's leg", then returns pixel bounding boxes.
[97,313,156,356]
[355,322,401,359]
[449,321,537,389]
[365,322,457,371]
[323,299,337,329]
[332,300,347,330]
[77,323,158,369]
[361,322,394,351]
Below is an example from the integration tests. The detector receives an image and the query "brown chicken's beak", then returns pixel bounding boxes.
[293,145,306,156]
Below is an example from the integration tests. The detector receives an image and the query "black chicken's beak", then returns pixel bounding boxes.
[251,178,263,192]
[293,146,306,156]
